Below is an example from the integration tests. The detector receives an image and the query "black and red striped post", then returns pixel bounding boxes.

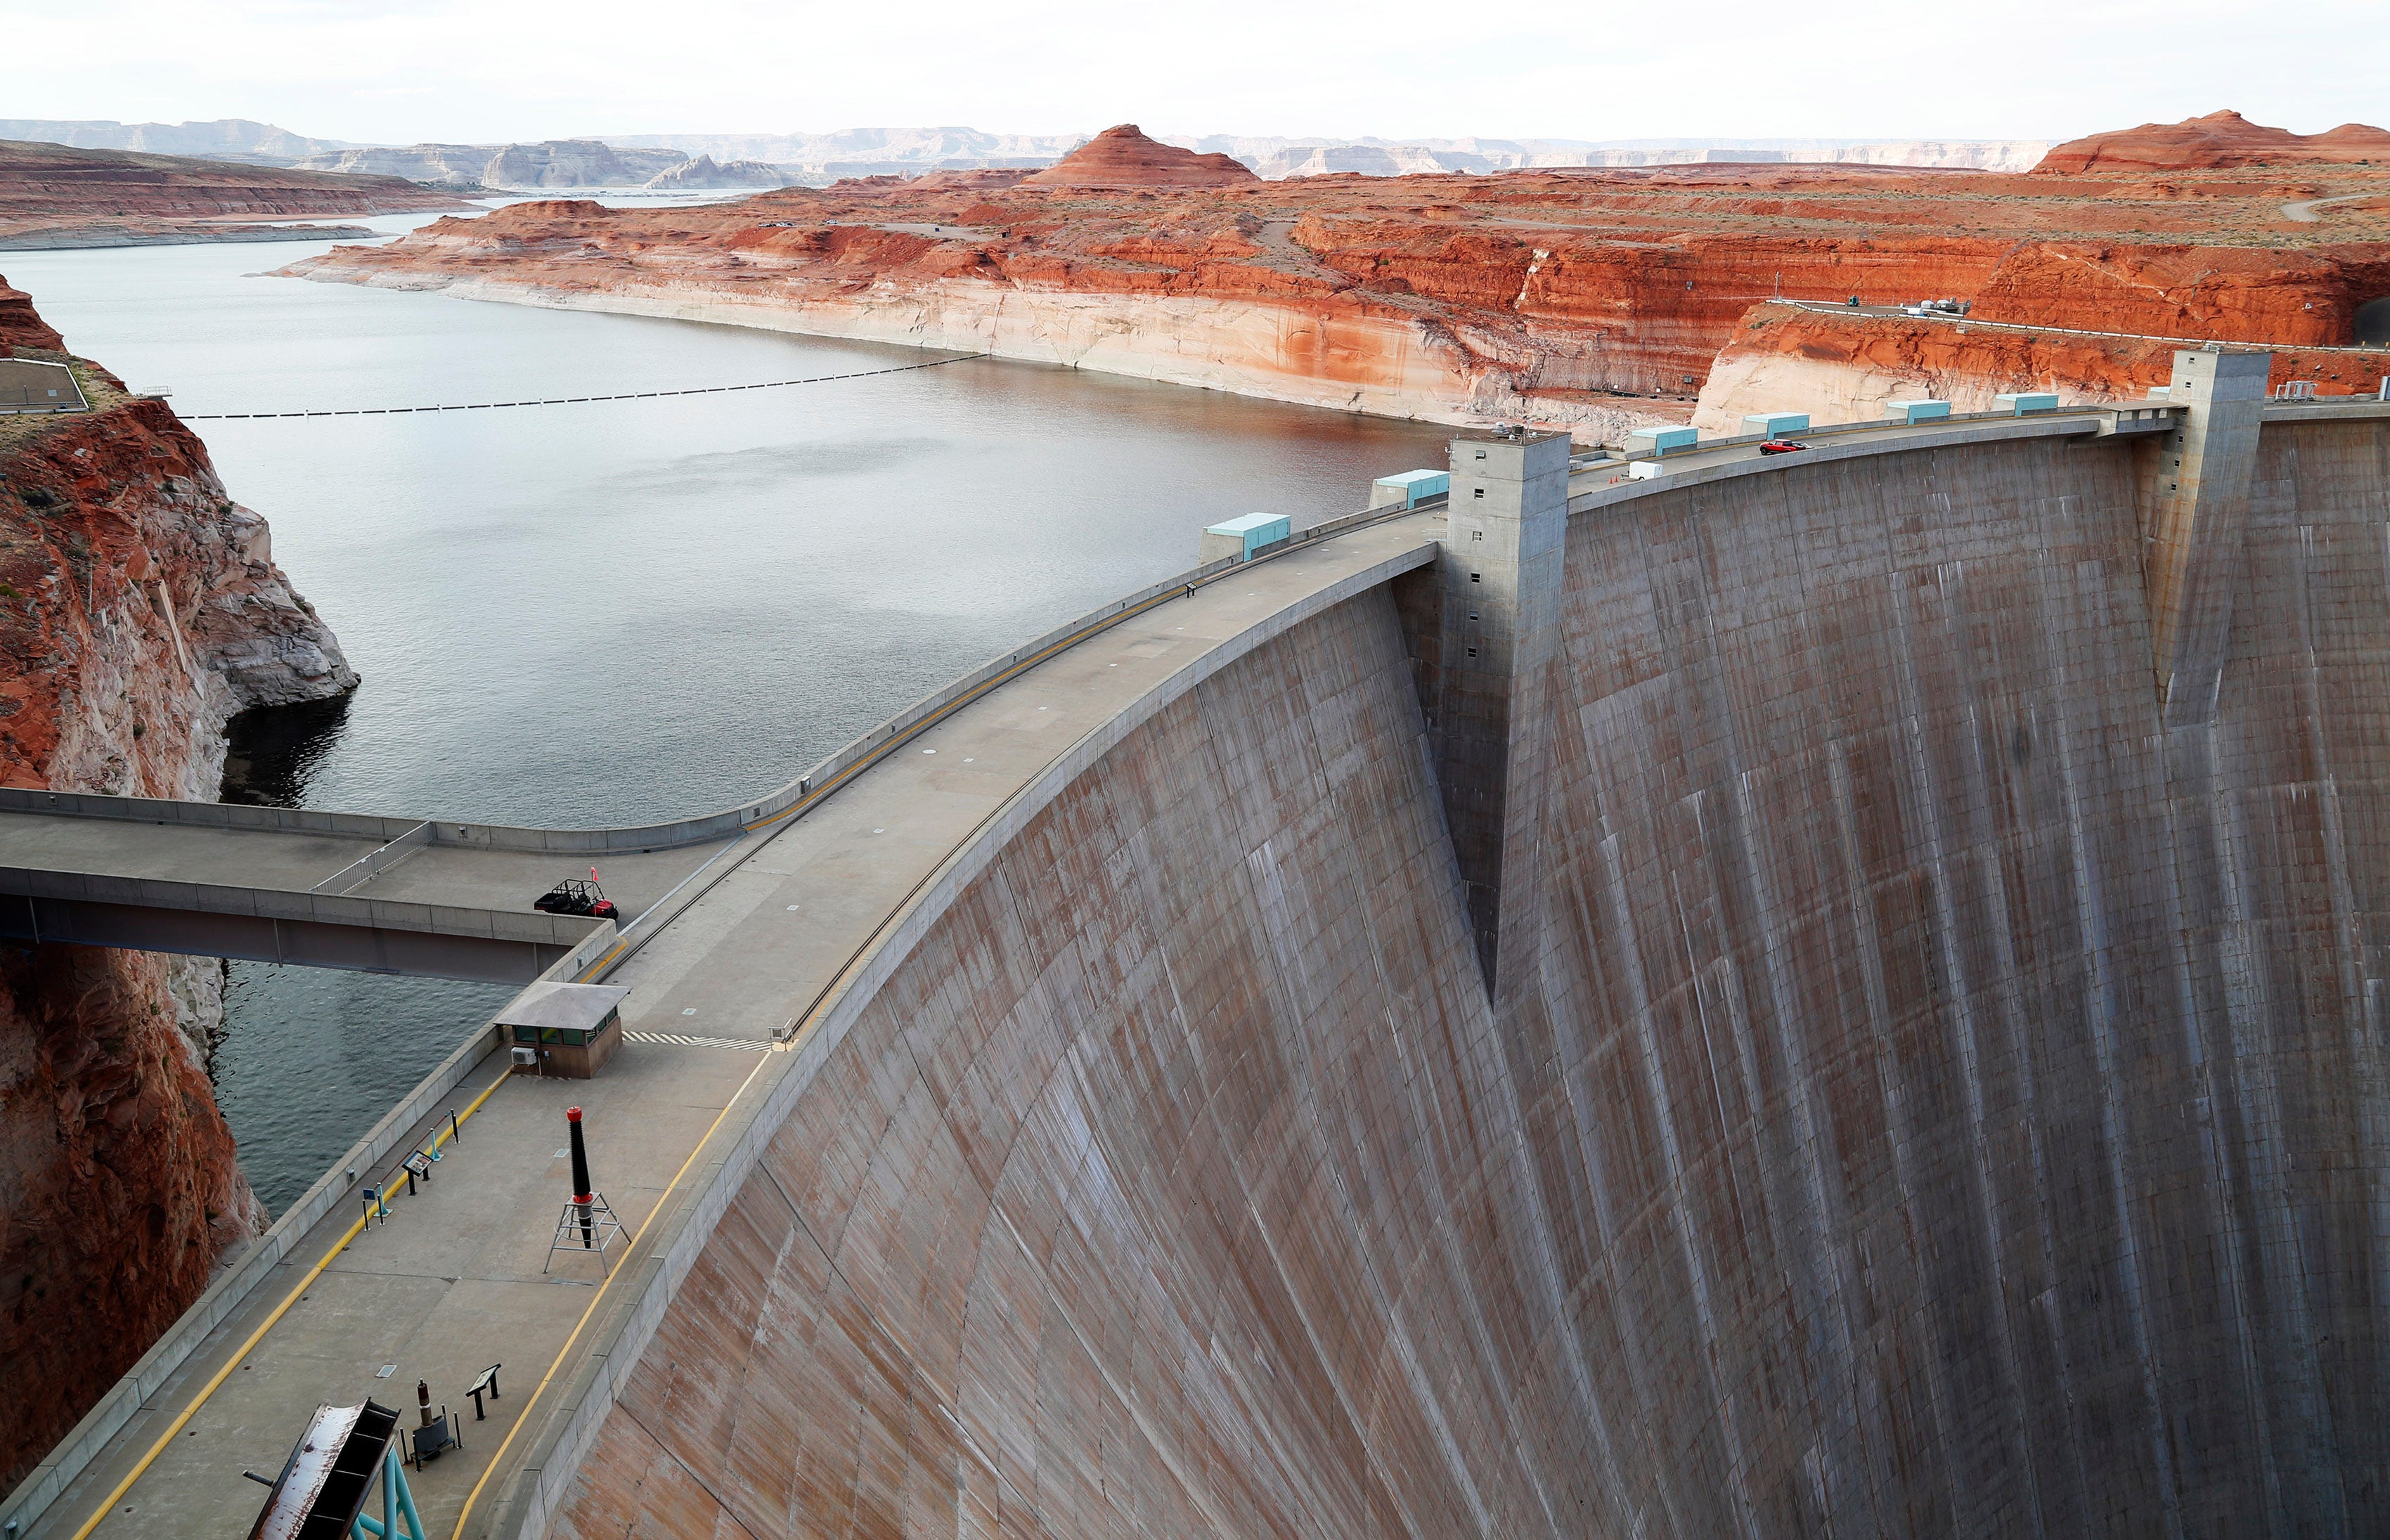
[567,1106,594,1248]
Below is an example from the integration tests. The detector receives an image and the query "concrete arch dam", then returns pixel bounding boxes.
[13,363,2390,1540]
[531,369,2390,1536]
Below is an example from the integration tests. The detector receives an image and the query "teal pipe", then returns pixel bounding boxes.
[349,1447,425,1540]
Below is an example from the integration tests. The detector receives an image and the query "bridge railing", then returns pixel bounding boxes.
[0,785,424,840]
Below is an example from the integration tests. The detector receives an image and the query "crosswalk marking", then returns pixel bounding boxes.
[626,1030,775,1052]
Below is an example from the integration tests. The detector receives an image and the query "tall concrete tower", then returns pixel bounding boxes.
[1416,429,1570,996]
[2147,347,2270,725]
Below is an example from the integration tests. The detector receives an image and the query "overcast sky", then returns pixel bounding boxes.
[6,0,2382,147]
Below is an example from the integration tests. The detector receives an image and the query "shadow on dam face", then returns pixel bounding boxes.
[549,420,2390,1537]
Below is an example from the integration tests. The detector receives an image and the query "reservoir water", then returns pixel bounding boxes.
[5,214,1449,1209]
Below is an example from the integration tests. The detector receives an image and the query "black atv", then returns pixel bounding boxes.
[532,878,620,923]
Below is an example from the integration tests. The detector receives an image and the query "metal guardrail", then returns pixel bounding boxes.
[308,821,432,895]
[1561,408,2168,516]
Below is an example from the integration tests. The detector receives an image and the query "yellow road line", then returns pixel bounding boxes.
[71,1062,515,1540]
[447,1048,774,1539]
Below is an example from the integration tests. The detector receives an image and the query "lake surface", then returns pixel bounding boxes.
[5,215,1450,1209]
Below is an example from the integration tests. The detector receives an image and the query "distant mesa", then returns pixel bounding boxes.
[2036,108,2390,174]
[641,155,790,192]
[1021,124,1259,189]
[0,139,470,252]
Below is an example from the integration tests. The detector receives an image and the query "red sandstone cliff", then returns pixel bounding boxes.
[1970,241,2390,343]
[0,278,358,1495]
[1693,302,2390,430]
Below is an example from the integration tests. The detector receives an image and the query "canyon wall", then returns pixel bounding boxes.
[1969,242,2390,347]
[1693,304,2390,430]
[541,415,2390,1536]
[322,260,1689,440]
[0,283,358,1495]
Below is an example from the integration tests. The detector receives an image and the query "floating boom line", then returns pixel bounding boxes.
[179,351,983,420]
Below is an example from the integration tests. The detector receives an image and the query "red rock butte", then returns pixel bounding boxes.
[2036,108,2390,174]
[1021,123,1259,188]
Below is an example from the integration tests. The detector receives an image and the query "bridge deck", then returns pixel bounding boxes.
[31,505,1447,1540]
[0,813,728,924]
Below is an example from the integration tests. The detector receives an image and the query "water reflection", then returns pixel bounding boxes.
[220,694,353,808]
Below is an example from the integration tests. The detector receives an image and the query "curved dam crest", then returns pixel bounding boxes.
[538,403,2390,1535]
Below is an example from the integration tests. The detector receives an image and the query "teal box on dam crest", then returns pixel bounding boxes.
[1370,468,1450,508]
[1200,511,1291,563]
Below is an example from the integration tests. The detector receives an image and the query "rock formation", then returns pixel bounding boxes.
[1693,302,2390,430]
[0,276,64,353]
[2037,109,2390,174]
[478,140,690,190]
[0,138,470,250]
[294,140,690,192]
[0,278,357,1495]
[288,115,2390,441]
[1021,124,1258,188]
[640,155,789,191]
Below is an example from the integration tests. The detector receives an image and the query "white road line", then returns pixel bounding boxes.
[624,1030,774,1052]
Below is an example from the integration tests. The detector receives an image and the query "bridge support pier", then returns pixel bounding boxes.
[1398,429,1570,998]
[2146,347,2270,725]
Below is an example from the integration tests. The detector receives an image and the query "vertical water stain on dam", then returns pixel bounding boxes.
[550,412,2390,1536]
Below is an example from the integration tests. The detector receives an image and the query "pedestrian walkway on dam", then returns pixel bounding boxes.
[20,500,1449,1540]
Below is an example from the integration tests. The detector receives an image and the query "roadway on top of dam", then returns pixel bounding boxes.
[2,395,2261,1540]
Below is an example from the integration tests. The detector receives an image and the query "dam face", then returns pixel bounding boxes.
[548,418,2390,1537]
